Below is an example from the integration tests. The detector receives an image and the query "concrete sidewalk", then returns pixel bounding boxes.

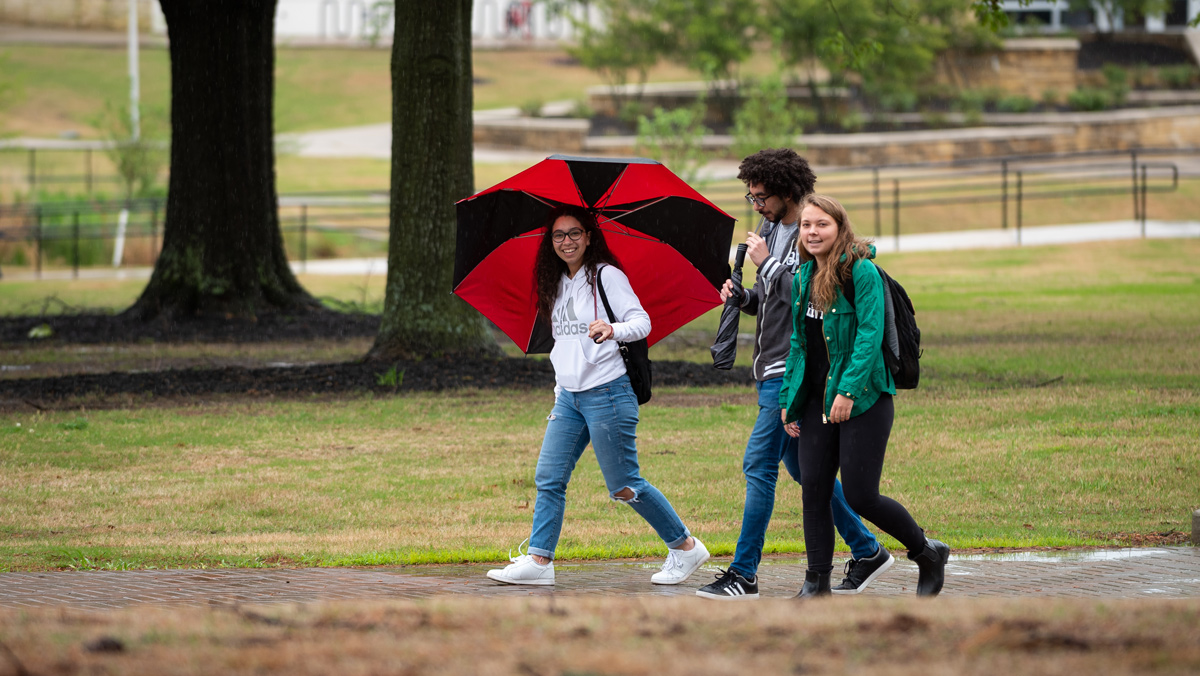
[1,548,1197,610]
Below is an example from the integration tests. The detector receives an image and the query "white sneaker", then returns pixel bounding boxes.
[486,549,555,586]
[651,537,710,585]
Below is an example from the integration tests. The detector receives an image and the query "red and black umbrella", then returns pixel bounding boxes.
[453,155,736,353]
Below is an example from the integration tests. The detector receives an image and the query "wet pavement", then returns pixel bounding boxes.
[1,548,1197,610]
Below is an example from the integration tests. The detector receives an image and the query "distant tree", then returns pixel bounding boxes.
[94,102,169,202]
[567,0,663,112]
[126,0,318,320]
[1066,0,1169,32]
[368,0,498,360]
[771,0,994,118]
[649,0,758,85]
[730,73,810,159]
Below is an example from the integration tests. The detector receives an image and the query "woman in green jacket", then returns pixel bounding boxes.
[779,194,949,598]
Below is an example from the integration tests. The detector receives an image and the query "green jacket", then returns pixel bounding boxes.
[779,249,896,423]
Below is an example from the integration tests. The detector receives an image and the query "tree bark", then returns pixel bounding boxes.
[125,0,317,321]
[368,0,498,360]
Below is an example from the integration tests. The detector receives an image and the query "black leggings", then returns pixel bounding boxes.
[797,393,927,573]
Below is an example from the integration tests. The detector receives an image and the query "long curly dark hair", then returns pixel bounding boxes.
[534,204,621,321]
[736,148,817,204]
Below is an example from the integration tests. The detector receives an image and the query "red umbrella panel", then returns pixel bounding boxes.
[453,155,736,354]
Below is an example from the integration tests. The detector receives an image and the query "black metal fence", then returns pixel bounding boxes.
[705,147,1190,249]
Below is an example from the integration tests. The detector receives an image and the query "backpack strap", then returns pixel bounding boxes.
[596,265,617,324]
[841,264,856,308]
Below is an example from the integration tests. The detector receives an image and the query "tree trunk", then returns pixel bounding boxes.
[368,0,498,360]
[125,0,317,321]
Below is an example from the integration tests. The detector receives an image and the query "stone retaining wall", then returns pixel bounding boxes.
[475,106,1200,167]
[0,0,154,30]
[934,38,1081,98]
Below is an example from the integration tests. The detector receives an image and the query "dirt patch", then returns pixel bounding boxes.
[1088,530,1192,547]
[1,310,381,345]
[0,597,1197,676]
[0,312,754,410]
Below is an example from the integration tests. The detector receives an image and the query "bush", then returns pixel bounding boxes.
[1041,88,1061,108]
[921,111,953,128]
[997,95,1035,113]
[1102,64,1129,105]
[730,75,806,158]
[978,87,1005,107]
[1130,62,1154,89]
[875,89,918,113]
[838,111,866,133]
[568,99,594,119]
[617,100,648,127]
[955,90,986,114]
[635,102,711,185]
[519,98,544,118]
[1067,87,1113,112]
[1159,65,1198,90]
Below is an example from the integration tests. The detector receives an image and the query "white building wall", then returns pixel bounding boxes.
[263,0,594,42]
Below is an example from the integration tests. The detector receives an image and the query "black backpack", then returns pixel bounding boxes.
[842,262,922,389]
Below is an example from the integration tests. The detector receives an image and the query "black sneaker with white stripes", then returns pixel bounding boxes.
[696,568,759,600]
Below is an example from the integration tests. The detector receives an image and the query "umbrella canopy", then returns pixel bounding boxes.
[454,155,736,353]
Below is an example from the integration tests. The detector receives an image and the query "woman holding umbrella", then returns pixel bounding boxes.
[487,204,710,586]
[780,194,950,598]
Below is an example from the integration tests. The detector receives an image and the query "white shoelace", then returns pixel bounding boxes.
[660,550,682,572]
[509,538,531,563]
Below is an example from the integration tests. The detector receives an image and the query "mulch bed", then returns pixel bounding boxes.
[1,312,754,408]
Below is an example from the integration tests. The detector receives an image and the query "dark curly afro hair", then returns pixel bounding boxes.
[736,148,817,204]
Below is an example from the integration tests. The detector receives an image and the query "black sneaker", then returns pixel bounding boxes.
[696,568,759,600]
[831,545,894,595]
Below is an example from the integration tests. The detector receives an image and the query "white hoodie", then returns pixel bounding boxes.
[548,264,651,394]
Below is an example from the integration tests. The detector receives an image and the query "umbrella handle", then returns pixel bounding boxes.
[733,242,748,271]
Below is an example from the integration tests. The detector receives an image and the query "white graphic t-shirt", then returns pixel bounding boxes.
[548,265,651,394]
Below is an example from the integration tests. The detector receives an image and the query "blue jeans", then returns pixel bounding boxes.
[729,377,879,577]
[528,374,690,560]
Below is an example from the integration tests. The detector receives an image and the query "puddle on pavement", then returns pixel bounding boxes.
[952,548,1174,563]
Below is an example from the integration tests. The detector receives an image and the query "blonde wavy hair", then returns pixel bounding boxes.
[798,194,874,312]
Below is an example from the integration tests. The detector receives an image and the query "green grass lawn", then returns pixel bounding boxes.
[1,239,1197,571]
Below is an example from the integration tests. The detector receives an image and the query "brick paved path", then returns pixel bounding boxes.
[1,548,1197,610]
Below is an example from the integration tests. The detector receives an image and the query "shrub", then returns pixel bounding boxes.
[921,111,953,128]
[1041,88,1061,108]
[875,89,918,113]
[955,89,986,114]
[568,99,594,119]
[997,95,1035,113]
[1158,65,1198,90]
[730,75,806,158]
[838,110,866,133]
[635,102,711,185]
[519,99,543,118]
[617,100,647,127]
[1130,62,1154,89]
[978,87,1005,107]
[1067,87,1113,111]
[1102,64,1129,105]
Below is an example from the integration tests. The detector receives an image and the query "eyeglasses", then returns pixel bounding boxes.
[744,192,774,208]
[552,228,585,243]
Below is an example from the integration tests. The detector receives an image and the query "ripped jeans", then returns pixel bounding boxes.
[528,374,690,560]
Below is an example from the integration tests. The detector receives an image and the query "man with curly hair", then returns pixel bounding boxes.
[696,148,892,600]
